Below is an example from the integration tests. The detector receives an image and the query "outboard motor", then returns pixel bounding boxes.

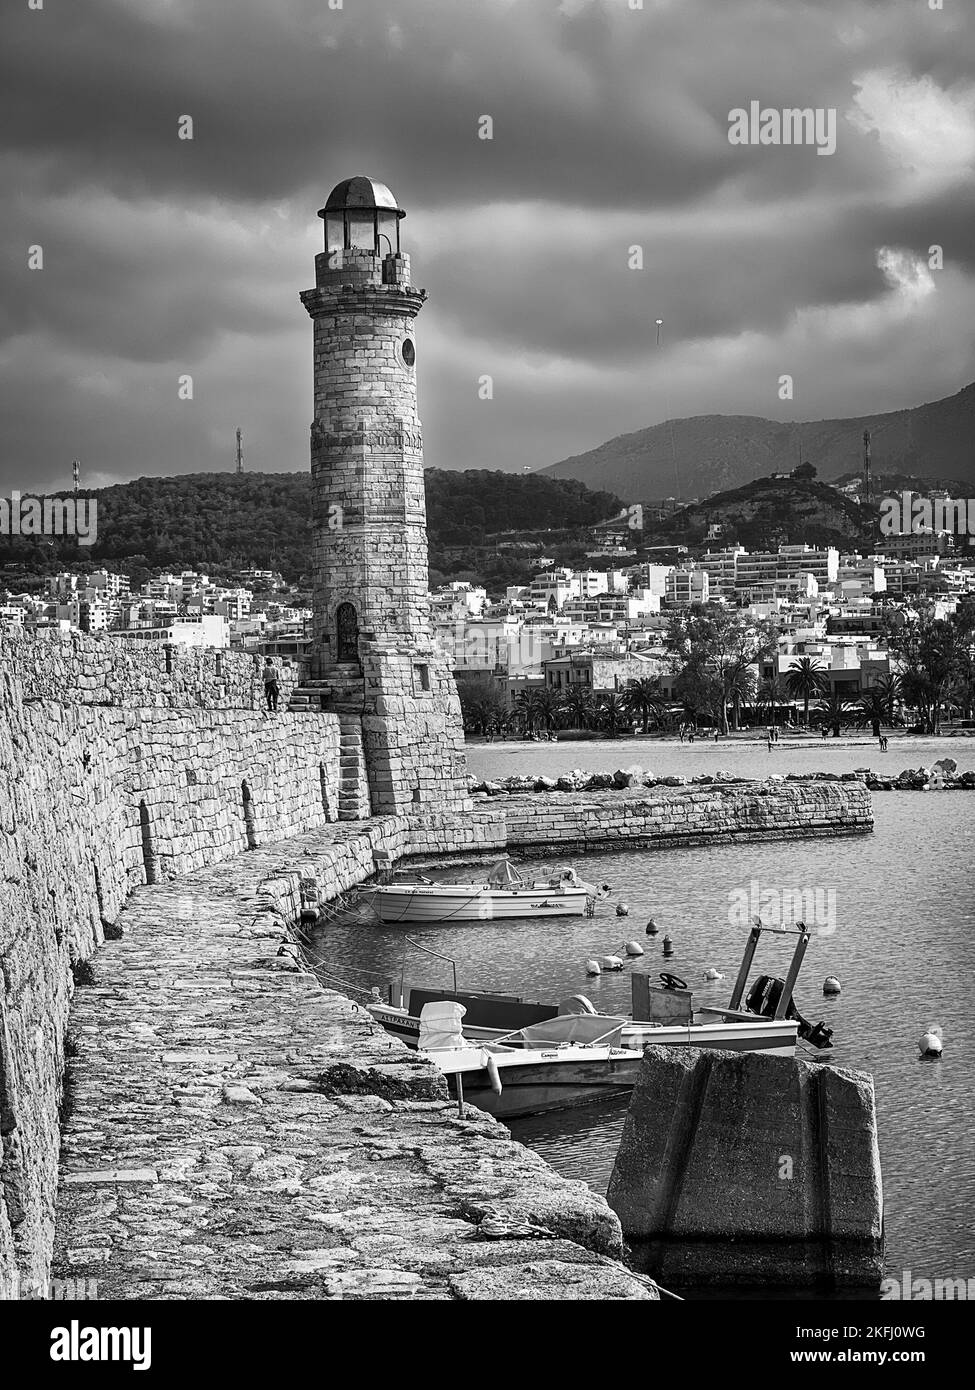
[745,974,834,1049]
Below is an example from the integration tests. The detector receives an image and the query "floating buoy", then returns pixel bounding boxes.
[823,976,842,996]
[485,1054,503,1095]
[601,955,624,971]
[585,958,601,977]
[662,935,674,958]
[624,940,644,957]
[616,903,630,918]
[703,968,724,982]
[918,1025,943,1059]
[645,918,659,937]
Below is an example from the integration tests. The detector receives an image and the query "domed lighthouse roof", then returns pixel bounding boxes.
[318,176,405,221]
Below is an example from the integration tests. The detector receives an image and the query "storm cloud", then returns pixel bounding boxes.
[3,0,975,492]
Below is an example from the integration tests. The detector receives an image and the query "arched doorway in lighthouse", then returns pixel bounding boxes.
[335,602,360,663]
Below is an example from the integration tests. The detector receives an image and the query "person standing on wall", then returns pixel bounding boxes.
[263,657,280,713]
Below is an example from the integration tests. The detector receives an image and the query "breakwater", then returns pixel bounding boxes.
[51,826,654,1301]
[495,781,873,852]
[472,763,975,795]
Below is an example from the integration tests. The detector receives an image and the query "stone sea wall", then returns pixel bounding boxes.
[2,629,305,710]
[0,647,345,1296]
[500,781,873,852]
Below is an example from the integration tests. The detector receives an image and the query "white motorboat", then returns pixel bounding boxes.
[368,921,833,1117]
[415,998,643,1119]
[427,1040,645,1120]
[364,858,606,924]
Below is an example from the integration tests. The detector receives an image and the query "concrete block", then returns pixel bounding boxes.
[607,1045,883,1289]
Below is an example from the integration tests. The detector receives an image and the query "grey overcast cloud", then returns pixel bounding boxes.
[4,0,975,492]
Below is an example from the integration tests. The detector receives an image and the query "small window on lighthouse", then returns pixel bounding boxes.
[401,338,415,368]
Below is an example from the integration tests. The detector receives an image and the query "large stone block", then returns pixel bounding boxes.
[607,1045,884,1289]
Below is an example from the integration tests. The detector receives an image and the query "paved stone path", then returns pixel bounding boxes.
[52,826,656,1300]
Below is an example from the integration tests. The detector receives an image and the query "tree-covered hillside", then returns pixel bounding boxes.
[0,469,623,582]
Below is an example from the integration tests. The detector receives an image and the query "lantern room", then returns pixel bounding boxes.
[318,176,405,257]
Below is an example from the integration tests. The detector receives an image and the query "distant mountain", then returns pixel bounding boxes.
[542,382,975,501]
[0,469,622,581]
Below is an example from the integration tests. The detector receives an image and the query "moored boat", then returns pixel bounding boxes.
[363,858,607,924]
[368,920,833,1112]
[427,1041,644,1120]
[370,985,800,1059]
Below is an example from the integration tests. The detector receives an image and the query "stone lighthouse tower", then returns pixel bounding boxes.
[299,176,470,817]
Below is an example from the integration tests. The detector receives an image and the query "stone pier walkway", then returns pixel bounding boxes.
[52,825,656,1301]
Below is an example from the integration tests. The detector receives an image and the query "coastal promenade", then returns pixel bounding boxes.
[51,823,656,1302]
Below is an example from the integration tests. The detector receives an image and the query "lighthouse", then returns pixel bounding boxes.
[299,176,470,816]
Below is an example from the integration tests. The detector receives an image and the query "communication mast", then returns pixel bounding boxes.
[72,459,80,494]
[235,428,243,474]
[862,429,871,504]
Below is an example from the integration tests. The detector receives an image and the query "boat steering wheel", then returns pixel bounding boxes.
[659,972,688,991]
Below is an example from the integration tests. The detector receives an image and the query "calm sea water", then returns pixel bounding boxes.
[311,735,975,1294]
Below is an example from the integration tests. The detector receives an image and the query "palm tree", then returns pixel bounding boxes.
[596,692,632,738]
[623,676,665,734]
[725,665,757,731]
[757,674,788,729]
[514,688,546,735]
[786,657,828,727]
[817,692,851,738]
[488,705,512,738]
[560,684,596,731]
[857,689,888,738]
[456,675,506,735]
[872,672,902,726]
[535,687,564,733]
[950,652,975,723]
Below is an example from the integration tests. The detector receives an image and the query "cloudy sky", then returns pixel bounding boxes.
[4,0,975,492]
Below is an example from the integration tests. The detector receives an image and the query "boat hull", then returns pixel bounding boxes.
[427,1047,644,1120]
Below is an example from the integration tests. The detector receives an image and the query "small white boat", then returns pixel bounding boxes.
[427,1041,644,1121]
[415,999,643,1119]
[365,859,605,924]
[368,920,832,1116]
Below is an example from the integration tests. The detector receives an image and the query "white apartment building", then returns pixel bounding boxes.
[698,547,745,600]
[666,569,709,605]
[630,563,675,599]
[430,583,488,622]
[89,570,131,596]
[878,532,954,560]
[116,615,229,648]
[213,590,253,622]
[837,561,886,596]
[562,589,660,624]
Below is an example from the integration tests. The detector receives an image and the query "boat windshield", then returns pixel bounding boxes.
[485,860,525,888]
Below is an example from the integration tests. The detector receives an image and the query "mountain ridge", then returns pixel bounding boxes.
[541,381,975,500]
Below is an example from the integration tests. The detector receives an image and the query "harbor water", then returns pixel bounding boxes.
[311,737,975,1293]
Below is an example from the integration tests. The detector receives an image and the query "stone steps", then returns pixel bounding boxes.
[336,715,371,820]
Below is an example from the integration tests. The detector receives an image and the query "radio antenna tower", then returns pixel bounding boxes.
[862,429,871,504]
[235,428,244,475]
[72,460,80,494]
